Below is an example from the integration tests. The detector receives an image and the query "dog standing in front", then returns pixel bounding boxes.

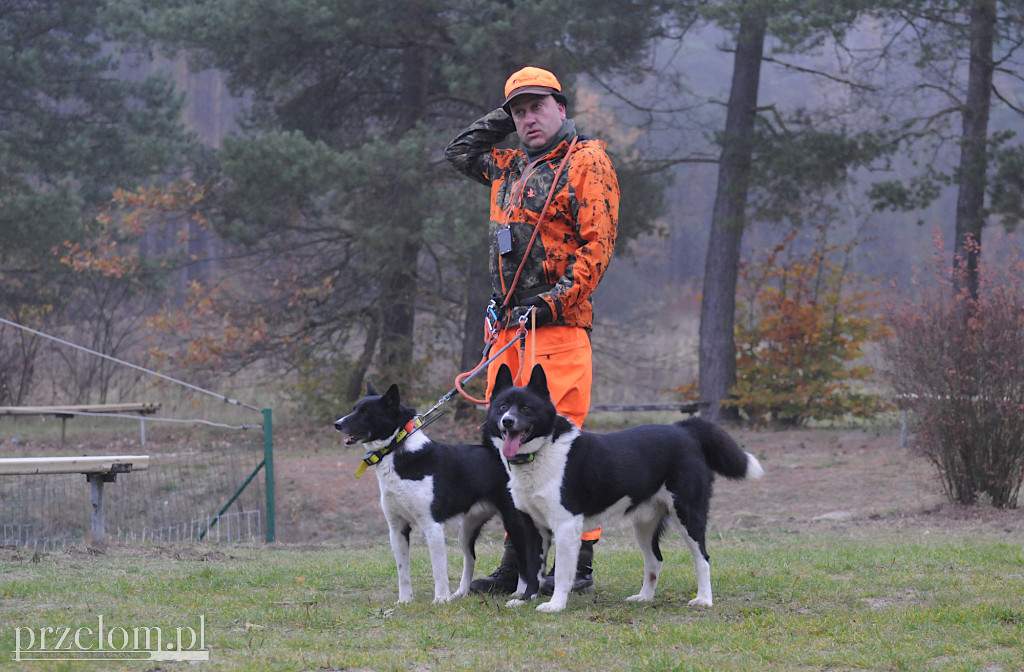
[335,382,542,604]
[486,364,764,613]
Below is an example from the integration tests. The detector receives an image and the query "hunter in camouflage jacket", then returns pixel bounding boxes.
[445,107,620,331]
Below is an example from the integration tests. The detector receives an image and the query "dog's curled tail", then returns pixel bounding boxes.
[675,418,765,481]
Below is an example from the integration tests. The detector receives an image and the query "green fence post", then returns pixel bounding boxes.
[263,407,275,542]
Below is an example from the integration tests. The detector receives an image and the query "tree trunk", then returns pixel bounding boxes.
[347,312,381,402]
[377,236,420,375]
[455,236,491,419]
[379,44,430,375]
[952,0,995,301]
[698,6,766,422]
[456,60,517,419]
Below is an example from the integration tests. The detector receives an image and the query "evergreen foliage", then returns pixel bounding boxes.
[3,0,1022,436]
[864,0,1024,297]
[0,0,191,404]
[128,0,670,405]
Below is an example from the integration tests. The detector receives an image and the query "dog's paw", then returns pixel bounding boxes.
[688,596,713,608]
[432,594,453,605]
[397,595,413,605]
[451,589,469,600]
[505,598,526,608]
[625,593,654,603]
[536,600,566,613]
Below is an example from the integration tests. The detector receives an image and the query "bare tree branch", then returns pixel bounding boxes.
[760,55,878,92]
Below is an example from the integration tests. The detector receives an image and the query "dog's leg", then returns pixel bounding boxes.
[455,505,493,599]
[536,520,583,613]
[390,523,414,604]
[537,527,552,589]
[626,516,664,603]
[685,533,713,607]
[672,485,714,608]
[421,521,452,604]
[504,515,545,606]
[508,512,542,601]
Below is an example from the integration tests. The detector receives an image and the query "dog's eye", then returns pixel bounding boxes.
[499,404,509,412]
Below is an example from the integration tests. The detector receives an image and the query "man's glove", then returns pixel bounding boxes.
[511,296,553,329]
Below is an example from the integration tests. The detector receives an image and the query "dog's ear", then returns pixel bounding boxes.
[366,381,379,396]
[382,384,401,407]
[492,364,514,396]
[527,364,550,399]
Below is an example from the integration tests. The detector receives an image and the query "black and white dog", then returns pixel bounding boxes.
[334,382,541,604]
[486,364,764,613]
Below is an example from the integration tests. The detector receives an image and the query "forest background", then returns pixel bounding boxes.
[2,0,1023,427]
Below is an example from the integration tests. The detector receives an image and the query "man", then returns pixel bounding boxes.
[445,66,620,595]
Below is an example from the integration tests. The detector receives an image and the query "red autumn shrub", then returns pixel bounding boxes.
[884,233,1024,508]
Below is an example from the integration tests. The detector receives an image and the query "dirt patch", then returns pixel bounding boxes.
[6,416,1019,548]
[711,426,1023,538]
[273,420,1023,545]
[275,449,388,544]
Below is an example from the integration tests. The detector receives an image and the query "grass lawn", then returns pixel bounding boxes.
[3,527,1022,671]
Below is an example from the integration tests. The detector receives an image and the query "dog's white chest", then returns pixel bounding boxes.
[512,472,564,524]
[507,432,575,527]
[375,457,436,526]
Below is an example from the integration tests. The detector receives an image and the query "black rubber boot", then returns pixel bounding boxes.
[469,536,519,595]
[541,538,596,595]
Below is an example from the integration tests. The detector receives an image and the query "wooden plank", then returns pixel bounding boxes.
[0,403,160,416]
[0,455,150,475]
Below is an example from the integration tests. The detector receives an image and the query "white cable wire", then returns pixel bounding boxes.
[0,316,263,413]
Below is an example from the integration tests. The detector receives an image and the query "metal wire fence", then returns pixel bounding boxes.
[0,429,266,548]
[0,317,274,548]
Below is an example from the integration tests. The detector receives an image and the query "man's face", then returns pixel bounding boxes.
[508,94,566,149]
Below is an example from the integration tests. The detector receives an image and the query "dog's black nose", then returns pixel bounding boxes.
[502,416,515,429]
[334,420,343,431]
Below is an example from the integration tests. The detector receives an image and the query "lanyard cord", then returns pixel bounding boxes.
[501,135,578,311]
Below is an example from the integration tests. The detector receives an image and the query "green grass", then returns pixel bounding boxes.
[2,530,1022,671]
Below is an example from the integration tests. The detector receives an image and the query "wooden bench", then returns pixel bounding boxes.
[0,455,150,545]
[0,403,161,445]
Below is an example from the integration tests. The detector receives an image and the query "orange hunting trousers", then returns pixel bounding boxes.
[486,325,601,542]
[486,325,592,426]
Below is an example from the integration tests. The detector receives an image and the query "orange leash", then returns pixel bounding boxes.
[454,320,529,406]
[452,319,501,406]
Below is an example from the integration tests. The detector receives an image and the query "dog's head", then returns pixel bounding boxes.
[486,364,558,459]
[334,381,411,445]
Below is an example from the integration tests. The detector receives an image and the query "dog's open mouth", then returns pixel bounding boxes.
[340,432,368,445]
[501,429,528,459]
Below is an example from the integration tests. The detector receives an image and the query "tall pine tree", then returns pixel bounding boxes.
[138,0,669,403]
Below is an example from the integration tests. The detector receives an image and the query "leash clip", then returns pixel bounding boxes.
[517,305,533,329]
[486,299,502,335]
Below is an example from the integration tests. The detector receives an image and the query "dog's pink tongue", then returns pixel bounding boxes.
[502,432,522,459]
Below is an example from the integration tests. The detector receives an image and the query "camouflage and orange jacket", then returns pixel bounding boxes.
[445,108,619,330]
